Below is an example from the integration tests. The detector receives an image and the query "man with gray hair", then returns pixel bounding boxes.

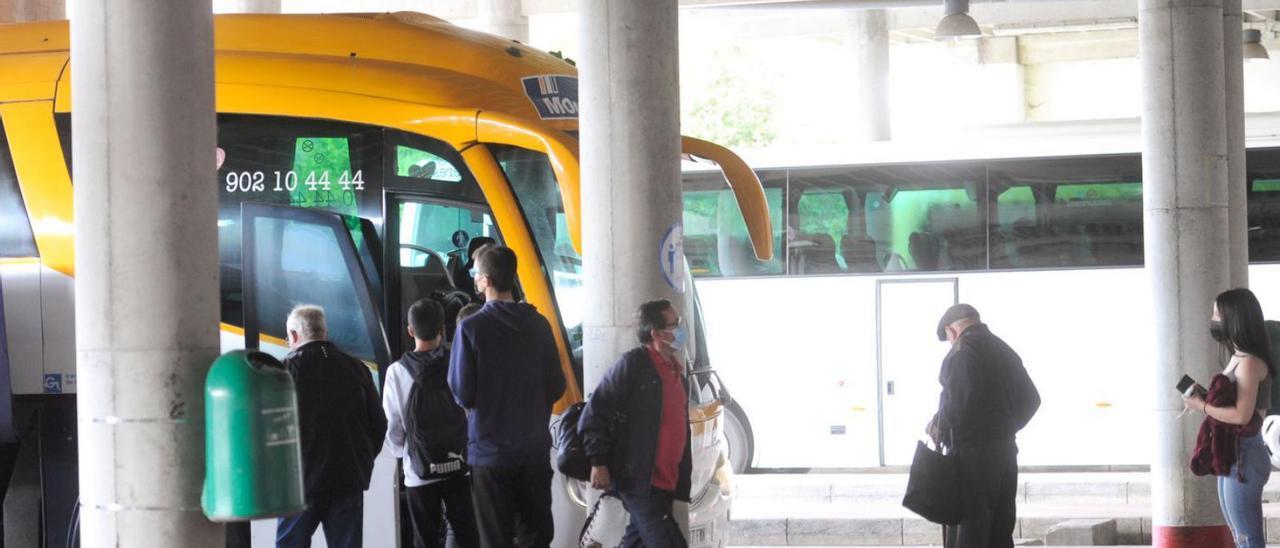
[278,304,387,548]
[928,304,1039,548]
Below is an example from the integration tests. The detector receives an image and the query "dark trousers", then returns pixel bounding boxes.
[408,475,481,548]
[945,441,1018,548]
[618,488,687,548]
[276,492,364,548]
[470,464,554,548]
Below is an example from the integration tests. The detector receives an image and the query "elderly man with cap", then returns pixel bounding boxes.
[928,304,1040,548]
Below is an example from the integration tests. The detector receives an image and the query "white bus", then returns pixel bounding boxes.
[686,114,1280,470]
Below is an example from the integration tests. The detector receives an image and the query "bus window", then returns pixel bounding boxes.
[1249,177,1280,262]
[1052,181,1142,267]
[989,185,1041,268]
[683,170,785,278]
[794,191,849,274]
[0,121,37,258]
[216,115,384,326]
[989,156,1143,268]
[397,146,463,182]
[864,167,986,272]
[386,134,485,203]
[784,169,883,275]
[393,199,499,350]
[248,213,379,363]
[492,145,584,362]
[1247,149,1280,262]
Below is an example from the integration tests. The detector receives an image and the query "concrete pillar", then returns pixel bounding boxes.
[0,0,62,23]
[71,1,223,546]
[845,9,891,142]
[218,0,280,13]
[579,0,683,393]
[480,0,528,43]
[1140,0,1233,545]
[1224,0,1249,287]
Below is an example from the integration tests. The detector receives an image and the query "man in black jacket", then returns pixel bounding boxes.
[580,300,693,548]
[929,304,1040,548]
[278,305,388,548]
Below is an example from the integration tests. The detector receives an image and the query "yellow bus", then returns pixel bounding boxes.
[0,12,772,547]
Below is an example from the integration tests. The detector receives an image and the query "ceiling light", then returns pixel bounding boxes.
[935,0,981,40]
[1244,29,1270,63]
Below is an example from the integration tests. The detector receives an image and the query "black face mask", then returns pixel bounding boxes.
[1210,320,1227,344]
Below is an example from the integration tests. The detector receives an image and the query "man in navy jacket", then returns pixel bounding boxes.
[448,245,565,548]
[579,300,693,548]
[930,304,1039,548]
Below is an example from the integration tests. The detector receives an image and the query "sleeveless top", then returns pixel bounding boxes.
[1225,354,1272,412]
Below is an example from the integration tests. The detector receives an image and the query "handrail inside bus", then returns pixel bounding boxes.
[475,111,583,254]
[681,136,775,261]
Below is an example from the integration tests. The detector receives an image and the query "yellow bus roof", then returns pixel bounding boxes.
[0,13,579,131]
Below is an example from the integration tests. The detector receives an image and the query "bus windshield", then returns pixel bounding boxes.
[492,146,585,360]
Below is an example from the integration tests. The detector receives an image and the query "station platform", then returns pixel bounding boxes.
[729,472,1280,546]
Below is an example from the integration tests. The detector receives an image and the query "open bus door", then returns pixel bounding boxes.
[239,202,403,547]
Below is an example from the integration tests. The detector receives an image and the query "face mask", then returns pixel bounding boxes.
[665,325,688,352]
[1210,320,1226,344]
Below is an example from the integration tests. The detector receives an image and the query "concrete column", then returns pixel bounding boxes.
[579,0,683,393]
[845,9,891,142]
[218,0,280,13]
[71,1,223,546]
[1224,0,1249,287]
[1141,0,1233,545]
[0,0,62,23]
[481,0,528,43]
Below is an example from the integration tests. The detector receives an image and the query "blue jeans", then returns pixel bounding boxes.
[1218,433,1272,548]
[618,489,687,548]
[276,492,364,548]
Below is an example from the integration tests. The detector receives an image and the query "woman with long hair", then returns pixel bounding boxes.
[1185,288,1274,548]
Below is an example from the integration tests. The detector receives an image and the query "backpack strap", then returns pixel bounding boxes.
[400,358,421,380]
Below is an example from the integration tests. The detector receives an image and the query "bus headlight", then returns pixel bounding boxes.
[692,451,734,507]
[711,451,733,498]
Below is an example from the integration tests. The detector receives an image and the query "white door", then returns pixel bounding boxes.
[878,279,956,466]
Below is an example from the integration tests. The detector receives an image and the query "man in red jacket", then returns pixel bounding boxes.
[580,299,693,548]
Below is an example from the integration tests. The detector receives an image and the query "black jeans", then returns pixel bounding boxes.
[408,475,480,548]
[470,464,554,548]
[276,492,364,548]
[618,488,687,548]
[946,440,1018,548]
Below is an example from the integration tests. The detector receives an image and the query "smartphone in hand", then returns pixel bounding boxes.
[1177,375,1207,398]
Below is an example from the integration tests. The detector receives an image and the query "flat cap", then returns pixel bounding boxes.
[936,303,980,341]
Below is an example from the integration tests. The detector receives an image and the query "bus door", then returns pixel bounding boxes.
[876,278,957,466]
[383,194,500,354]
[240,202,400,547]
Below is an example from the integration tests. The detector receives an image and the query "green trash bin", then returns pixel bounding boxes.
[202,350,305,521]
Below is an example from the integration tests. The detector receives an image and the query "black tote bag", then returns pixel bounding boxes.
[902,440,962,525]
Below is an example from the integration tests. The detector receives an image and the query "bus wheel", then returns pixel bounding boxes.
[724,402,753,475]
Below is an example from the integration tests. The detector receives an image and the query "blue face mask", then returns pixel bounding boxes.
[666,325,688,351]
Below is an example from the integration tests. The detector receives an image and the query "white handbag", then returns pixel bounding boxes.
[579,492,630,548]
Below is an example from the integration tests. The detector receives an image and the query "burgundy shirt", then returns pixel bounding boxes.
[645,346,688,491]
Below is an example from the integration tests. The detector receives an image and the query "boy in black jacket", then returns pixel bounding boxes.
[383,299,478,548]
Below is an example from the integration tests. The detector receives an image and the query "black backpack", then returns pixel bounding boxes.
[402,354,469,479]
[553,402,591,481]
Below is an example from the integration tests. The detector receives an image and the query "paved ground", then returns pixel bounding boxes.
[726,472,1280,546]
